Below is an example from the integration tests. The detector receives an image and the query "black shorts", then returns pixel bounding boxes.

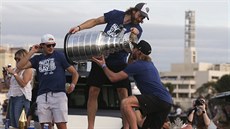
[87,62,130,88]
[135,95,172,129]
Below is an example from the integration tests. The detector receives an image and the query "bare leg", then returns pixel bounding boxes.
[117,88,129,129]
[87,86,100,129]
[135,110,145,128]
[56,122,67,129]
[120,96,139,129]
[117,88,128,101]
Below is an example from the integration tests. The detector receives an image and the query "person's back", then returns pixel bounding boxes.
[123,60,172,104]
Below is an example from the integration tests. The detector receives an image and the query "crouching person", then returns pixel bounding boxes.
[92,40,173,129]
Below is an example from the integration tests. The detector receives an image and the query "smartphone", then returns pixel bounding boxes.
[7,64,12,68]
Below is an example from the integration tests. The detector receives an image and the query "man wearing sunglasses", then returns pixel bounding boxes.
[17,34,79,129]
[39,35,56,55]
[69,3,149,129]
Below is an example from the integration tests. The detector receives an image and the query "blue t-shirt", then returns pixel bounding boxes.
[103,9,143,65]
[123,60,173,104]
[30,51,71,95]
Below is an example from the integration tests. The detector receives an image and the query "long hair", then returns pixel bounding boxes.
[15,49,28,58]
[139,53,152,62]
[125,7,138,15]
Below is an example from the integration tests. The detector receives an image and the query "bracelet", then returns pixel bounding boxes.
[78,25,81,31]
[101,64,107,69]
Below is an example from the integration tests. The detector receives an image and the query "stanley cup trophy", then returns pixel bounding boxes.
[64,29,137,64]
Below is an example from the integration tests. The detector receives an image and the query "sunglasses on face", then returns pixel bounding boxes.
[43,43,56,48]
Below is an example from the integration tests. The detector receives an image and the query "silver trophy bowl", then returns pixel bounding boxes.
[64,31,137,64]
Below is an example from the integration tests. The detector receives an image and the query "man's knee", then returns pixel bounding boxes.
[121,98,130,109]
[88,87,100,97]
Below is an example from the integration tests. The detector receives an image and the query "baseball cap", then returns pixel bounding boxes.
[134,40,152,55]
[135,3,149,20]
[41,34,56,44]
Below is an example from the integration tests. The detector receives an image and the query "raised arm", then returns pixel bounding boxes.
[7,67,33,88]
[187,109,195,124]
[17,44,40,70]
[69,16,105,34]
[200,104,211,127]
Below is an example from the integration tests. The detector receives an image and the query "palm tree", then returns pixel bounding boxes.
[214,74,230,93]
[195,81,217,99]
[163,82,175,95]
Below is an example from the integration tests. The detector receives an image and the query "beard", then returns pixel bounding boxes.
[130,14,138,24]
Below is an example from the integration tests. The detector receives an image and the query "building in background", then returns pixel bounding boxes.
[1,11,229,110]
[160,11,230,109]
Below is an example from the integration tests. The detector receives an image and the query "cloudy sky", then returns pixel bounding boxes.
[1,0,229,71]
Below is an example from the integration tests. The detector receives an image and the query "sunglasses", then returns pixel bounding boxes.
[44,43,56,48]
